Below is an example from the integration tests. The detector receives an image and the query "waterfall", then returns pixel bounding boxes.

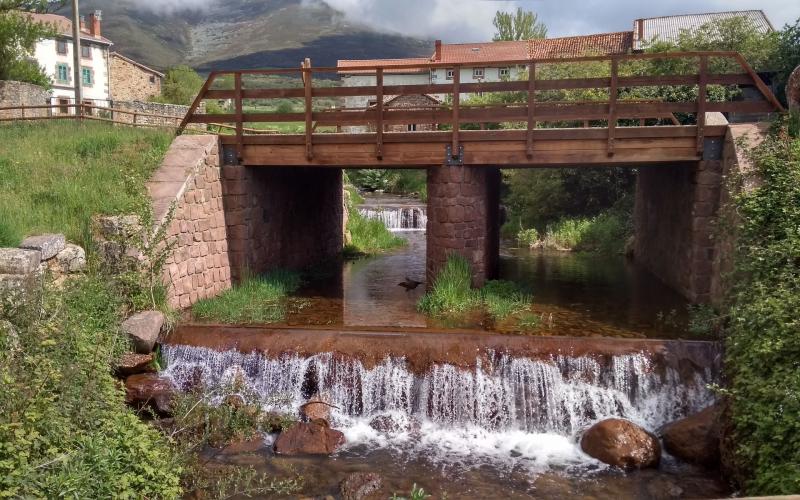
[359,206,427,231]
[161,344,714,436]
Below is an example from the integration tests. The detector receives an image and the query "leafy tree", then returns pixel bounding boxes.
[492,7,546,41]
[154,65,204,106]
[0,0,61,85]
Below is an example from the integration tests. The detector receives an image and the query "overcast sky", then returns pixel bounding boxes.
[320,0,800,41]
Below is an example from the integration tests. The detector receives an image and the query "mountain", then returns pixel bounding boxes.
[57,0,432,72]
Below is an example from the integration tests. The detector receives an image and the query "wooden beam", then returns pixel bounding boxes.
[177,73,216,135]
[376,68,384,159]
[303,58,313,160]
[697,55,707,154]
[452,67,460,157]
[608,58,618,156]
[234,72,243,160]
[526,63,536,158]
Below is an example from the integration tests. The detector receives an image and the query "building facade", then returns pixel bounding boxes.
[29,11,112,113]
[110,52,163,101]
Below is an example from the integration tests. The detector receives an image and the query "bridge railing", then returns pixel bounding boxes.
[178,51,784,161]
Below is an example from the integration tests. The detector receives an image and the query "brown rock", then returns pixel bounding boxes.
[219,436,267,455]
[116,352,155,377]
[301,393,332,422]
[661,403,723,467]
[580,418,661,469]
[124,373,175,416]
[273,422,345,455]
[787,64,800,111]
[340,472,383,500]
[122,310,165,353]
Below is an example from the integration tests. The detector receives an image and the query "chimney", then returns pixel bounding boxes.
[434,39,442,61]
[89,10,102,37]
[79,15,86,32]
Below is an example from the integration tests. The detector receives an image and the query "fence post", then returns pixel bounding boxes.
[696,55,708,154]
[526,62,536,158]
[303,58,313,161]
[607,57,618,156]
[451,66,460,157]
[234,71,243,160]
[376,67,384,159]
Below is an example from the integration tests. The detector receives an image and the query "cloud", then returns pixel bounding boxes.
[133,0,218,14]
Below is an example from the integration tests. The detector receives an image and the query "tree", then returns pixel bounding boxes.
[0,1,61,85]
[154,65,204,105]
[773,18,800,105]
[493,7,546,41]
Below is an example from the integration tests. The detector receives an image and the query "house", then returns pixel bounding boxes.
[29,11,112,113]
[337,32,633,132]
[632,10,774,50]
[370,94,441,132]
[109,52,164,101]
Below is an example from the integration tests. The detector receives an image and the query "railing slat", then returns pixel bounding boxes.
[235,72,243,160]
[376,68,384,159]
[608,57,618,156]
[526,62,536,158]
[452,67,460,158]
[303,58,313,160]
[697,55,707,154]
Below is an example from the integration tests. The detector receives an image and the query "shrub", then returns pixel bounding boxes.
[517,227,539,247]
[723,118,800,494]
[345,209,405,256]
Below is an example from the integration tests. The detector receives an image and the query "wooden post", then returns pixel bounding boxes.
[526,62,536,158]
[303,58,313,160]
[21,105,25,119]
[451,66,460,156]
[607,57,618,156]
[696,55,708,154]
[376,67,384,159]
[133,112,137,125]
[234,71,243,159]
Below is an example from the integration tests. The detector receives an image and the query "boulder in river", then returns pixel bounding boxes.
[124,373,175,416]
[115,352,156,377]
[301,393,332,423]
[580,418,661,469]
[122,310,165,353]
[661,403,723,467]
[340,472,383,500]
[273,421,345,455]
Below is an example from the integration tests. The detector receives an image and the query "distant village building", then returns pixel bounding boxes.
[109,52,164,101]
[632,10,773,50]
[29,11,112,113]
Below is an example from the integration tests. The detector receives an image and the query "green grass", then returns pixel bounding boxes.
[345,209,405,256]
[418,254,533,324]
[191,270,302,324]
[538,211,629,253]
[0,121,171,247]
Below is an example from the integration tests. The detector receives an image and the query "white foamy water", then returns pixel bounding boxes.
[161,344,715,471]
[359,206,427,231]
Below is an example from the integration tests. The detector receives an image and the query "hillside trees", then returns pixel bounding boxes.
[0,0,62,86]
[493,7,547,41]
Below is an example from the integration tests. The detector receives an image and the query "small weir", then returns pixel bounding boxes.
[358,195,427,231]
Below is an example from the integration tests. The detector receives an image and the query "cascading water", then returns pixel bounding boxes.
[161,344,716,472]
[359,206,427,231]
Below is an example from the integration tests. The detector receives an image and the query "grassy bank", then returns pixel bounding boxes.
[418,254,536,329]
[723,118,800,494]
[513,208,631,254]
[0,122,171,247]
[192,270,302,324]
[343,178,406,256]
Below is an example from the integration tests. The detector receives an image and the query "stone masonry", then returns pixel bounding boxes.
[0,81,49,118]
[148,135,231,309]
[426,165,500,287]
[110,52,162,102]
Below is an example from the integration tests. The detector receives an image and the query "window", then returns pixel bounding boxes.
[445,68,454,80]
[58,98,70,114]
[56,40,68,55]
[473,68,485,79]
[81,45,92,59]
[81,67,93,87]
[499,67,511,78]
[407,124,417,131]
[56,63,70,84]
[149,75,156,84]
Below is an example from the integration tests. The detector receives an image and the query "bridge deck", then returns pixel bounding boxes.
[179,51,782,167]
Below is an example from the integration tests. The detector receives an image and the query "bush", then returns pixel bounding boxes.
[540,209,630,253]
[516,227,539,247]
[723,119,800,494]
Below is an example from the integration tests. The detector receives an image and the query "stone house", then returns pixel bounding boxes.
[110,52,164,101]
[29,11,112,113]
[367,94,441,132]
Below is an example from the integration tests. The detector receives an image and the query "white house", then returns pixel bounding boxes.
[29,11,112,113]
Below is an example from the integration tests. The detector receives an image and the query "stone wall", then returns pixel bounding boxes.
[0,81,50,118]
[112,100,204,129]
[634,160,722,303]
[110,53,162,102]
[709,123,770,307]
[222,166,344,282]
[148,135,232,309]
[426,166,501,287]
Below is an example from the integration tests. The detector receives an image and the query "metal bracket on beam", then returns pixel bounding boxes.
[222,145,239,165]
[445,144,464,166]
[702,137,722,160]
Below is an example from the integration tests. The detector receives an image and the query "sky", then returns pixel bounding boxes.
[134,0,800,43]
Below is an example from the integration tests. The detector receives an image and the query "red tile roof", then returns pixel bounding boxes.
[435,40,529,64]
[337,57,430,74]
[26,12,113,45]
[528,31,633,59]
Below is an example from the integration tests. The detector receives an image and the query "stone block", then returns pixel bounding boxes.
[19,234,65,261]
[0,248,41,275]
[93,215,141,240]
[55,244,86,273]
[122,311,165,353]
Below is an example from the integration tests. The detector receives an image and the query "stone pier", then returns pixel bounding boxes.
[426,165,500,287]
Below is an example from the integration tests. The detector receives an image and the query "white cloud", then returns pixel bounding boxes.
[133,0,218,14]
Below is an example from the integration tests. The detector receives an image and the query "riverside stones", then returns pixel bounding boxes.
[580,418,661,469]
[661,403,723,467]
[0,248,41,275]
[273,421,345,455]
[19,233,65,260]
[124,373,175,416]
[55,244,86,273]
[340,472,383,500]
[301,393,332,423]
[122,310,165,353]
[116,352,156,377]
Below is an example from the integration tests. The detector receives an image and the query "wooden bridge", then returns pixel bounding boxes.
[178,51,783,168]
